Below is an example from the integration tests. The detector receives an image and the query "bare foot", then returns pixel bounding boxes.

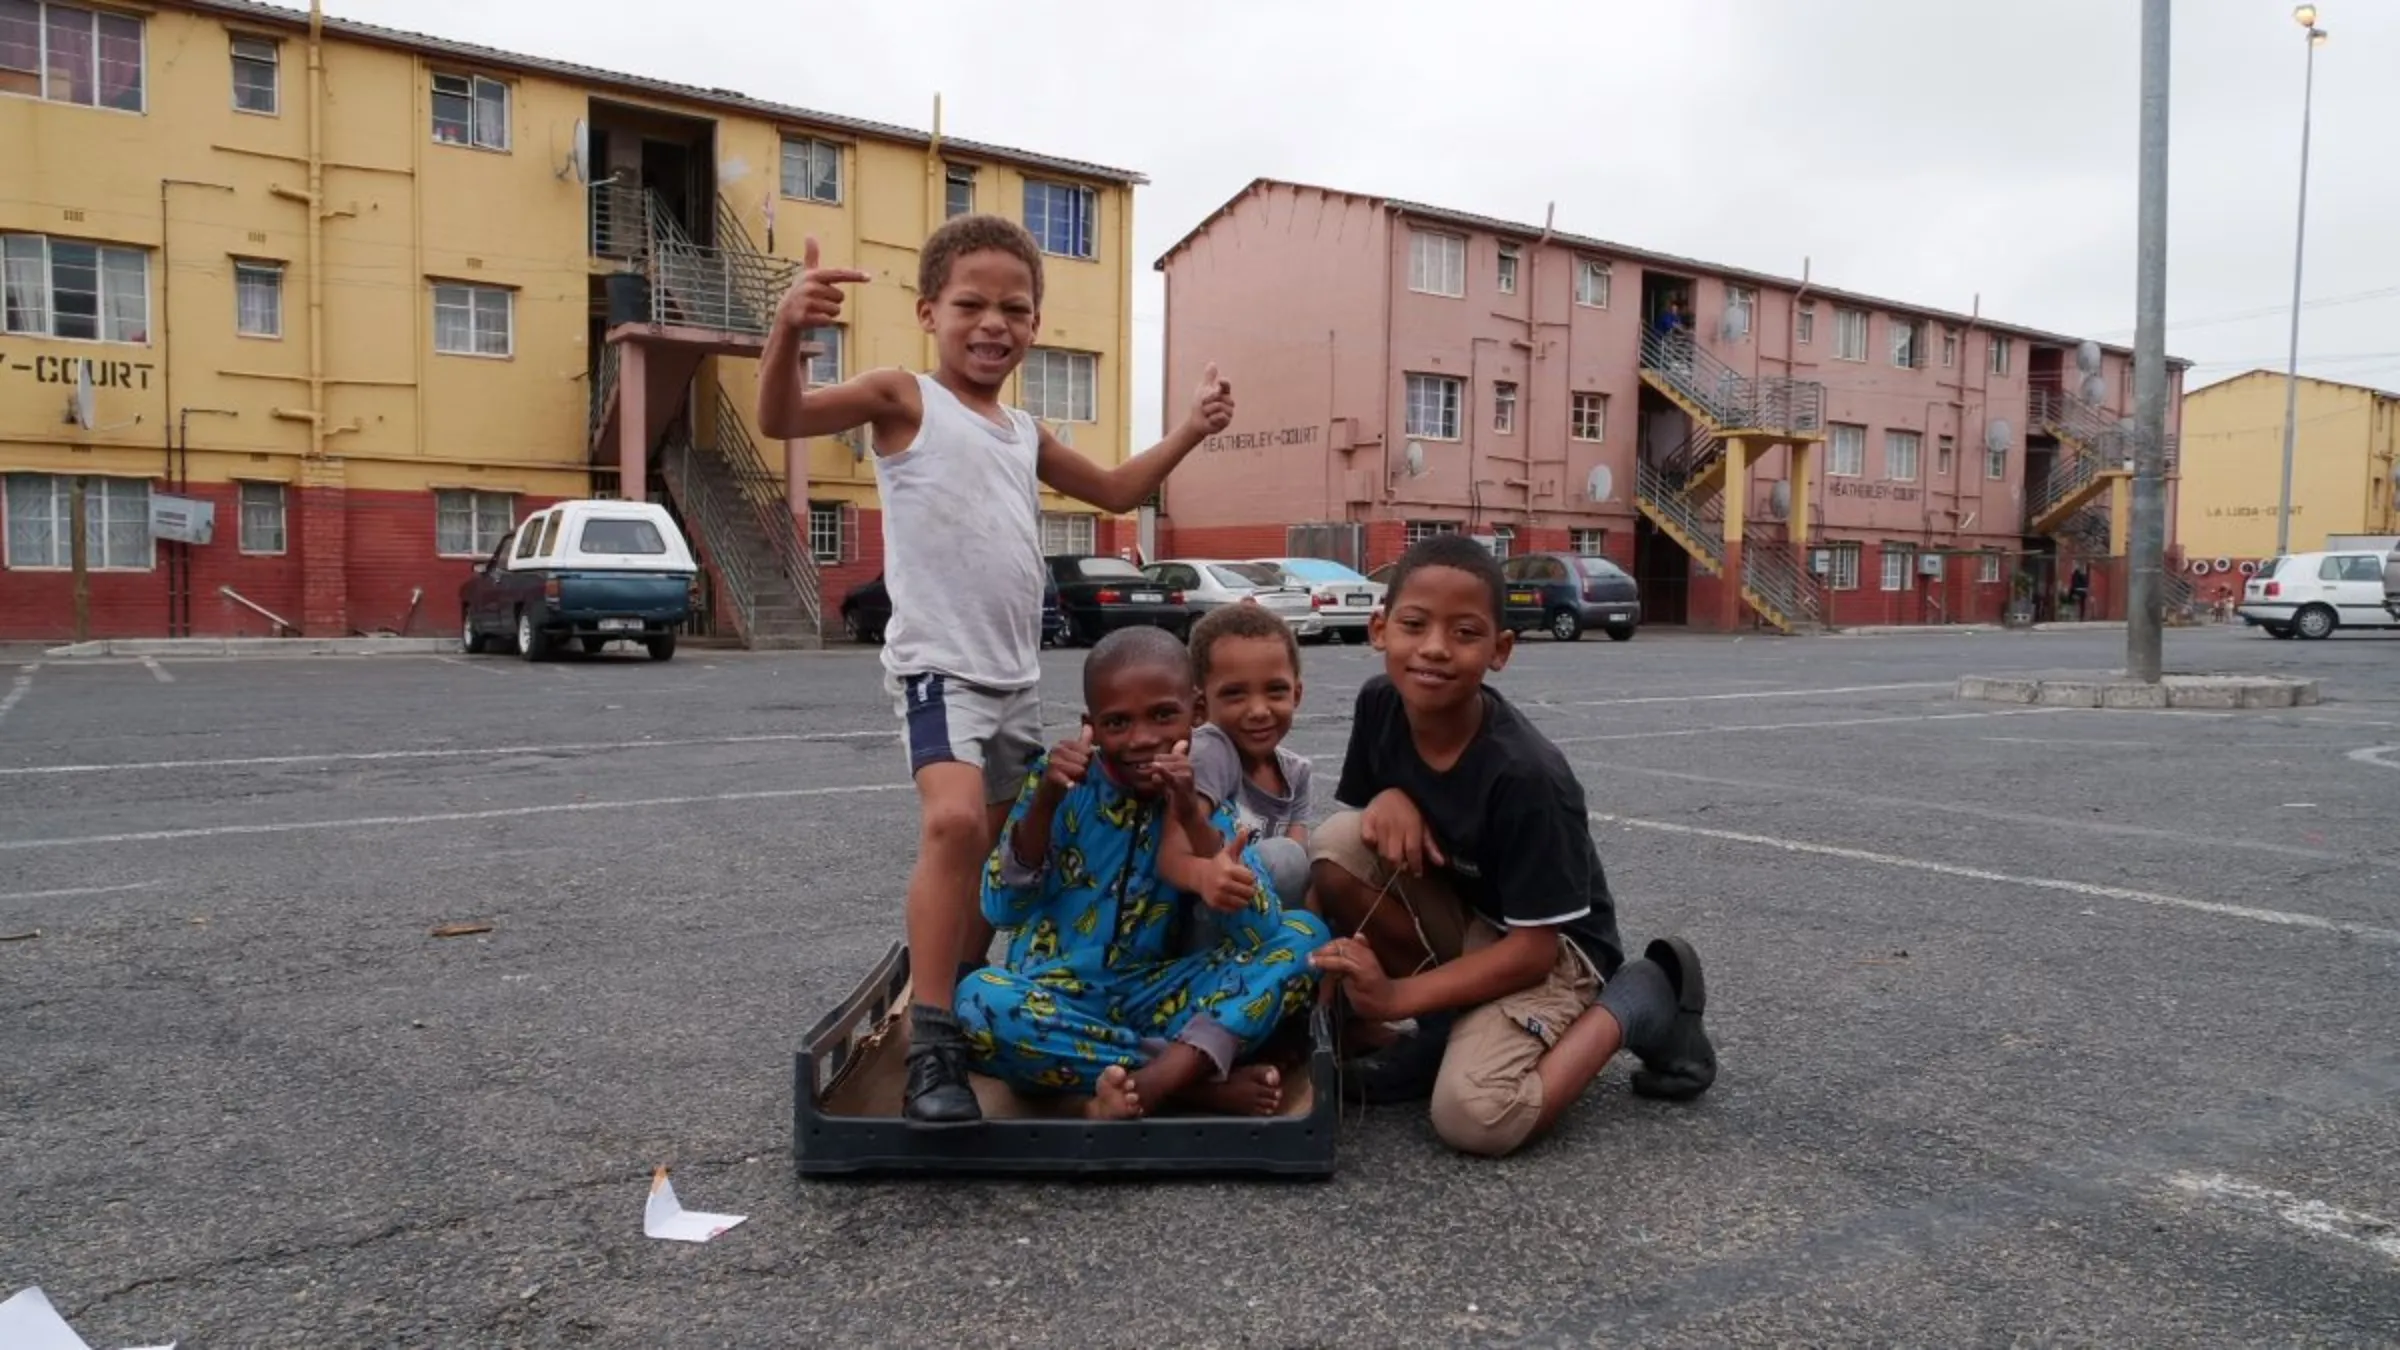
[1083,1064,1144,1120]
[1185,1064,1284,1117]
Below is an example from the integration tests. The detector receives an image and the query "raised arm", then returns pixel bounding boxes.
[757,236,920,442]
[1036,362,1235,515]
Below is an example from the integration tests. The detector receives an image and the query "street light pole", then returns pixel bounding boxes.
[2128,0,2170,683]
[2274,6,2327,558]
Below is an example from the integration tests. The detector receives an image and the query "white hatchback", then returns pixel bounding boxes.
[1144,559,1321,636]
[2239,550,2400,640]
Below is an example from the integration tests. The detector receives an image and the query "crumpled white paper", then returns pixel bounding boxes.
[642,1166,746,1243]
[0,1286,175,1350]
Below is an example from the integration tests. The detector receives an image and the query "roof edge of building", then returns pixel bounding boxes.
[2186,367,2400,402]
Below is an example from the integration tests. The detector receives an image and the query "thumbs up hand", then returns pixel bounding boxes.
[1186,361,1235,437]
[1041,723,1095,799]
[1200,825,1262,914]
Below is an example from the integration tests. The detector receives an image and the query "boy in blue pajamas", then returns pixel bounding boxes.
[956,627,1331,1119]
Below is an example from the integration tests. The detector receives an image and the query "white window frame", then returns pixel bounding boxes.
[1403,520,1461,546]
[1823,543,1862,591]
[1881,545,1913,592]
[1571,527,1607,557]
[1885,429,1920,482]
[4,472,153,570]
[238,479,286,555]
[0,2,144,111]
[1940,327,1959,368]
[1403,373,1462,441]
[1833,308,1868,362]
[806,501,841,563]
[1796,302,1816,345]
[429,71,508,151]
[780,135,842,204]
[805,325,843,388]
[1890,318,1920,369]
[229,32,277,115]
[1829,423,1866,478]
[1986,439,2009,481]
[1496,245,1519,295]
[943,163,975,219]
[1570,391,1607,442]
[1978,552,2003,584]
[1936,434,1956,479]
[431,282,512,358]
[434,488,514,558]
[1039,510,1096,556]
[1487,524,1515,560]
[3,232,149,343]
[1407,230,1465,298]
[1024,180,1097,260]
[234,259,282,338]
[1575,258,1611,309]
[1723,284,1756,340]
[1988,335,2014,377]
[1492,380,1517,435]
[1020,347,1097,424]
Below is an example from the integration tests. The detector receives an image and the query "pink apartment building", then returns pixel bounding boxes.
[1153,179,2187,630]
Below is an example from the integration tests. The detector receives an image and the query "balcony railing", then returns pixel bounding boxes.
[1640,331,1825,436]
[590,182,800,339]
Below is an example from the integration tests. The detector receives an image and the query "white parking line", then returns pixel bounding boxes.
[0,729,898,777]
[2168,1173,2400,1264]
[0,881,159,903]
[141,656,174,683]
[1535,680,1951,709]
[1550,707,2065,746]
[1588,811,2400,945]
[0,781,913,852]
[2348,746,2400,771]
[0,664,32,729]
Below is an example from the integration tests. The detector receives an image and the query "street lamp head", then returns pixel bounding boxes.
[2309,27,2329,46]
[2293,4,2317,26]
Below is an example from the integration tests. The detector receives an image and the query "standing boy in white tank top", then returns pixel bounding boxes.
[757,215,1235,1124]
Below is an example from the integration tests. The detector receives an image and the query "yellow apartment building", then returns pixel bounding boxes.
[0,0,1142,643]
[2177,370,2400,565]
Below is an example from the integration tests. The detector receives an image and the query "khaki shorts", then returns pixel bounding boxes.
[1311,809,1602,1158]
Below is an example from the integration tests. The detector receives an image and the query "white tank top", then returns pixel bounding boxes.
[873,373,1047,690]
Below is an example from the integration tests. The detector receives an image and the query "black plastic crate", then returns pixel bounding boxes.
[793,942,1341,1179]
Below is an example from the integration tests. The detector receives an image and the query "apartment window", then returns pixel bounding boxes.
[234,260,282,338]
[1723,285,1756,339]
[1829,423,1865,477]
[1404,373,1462,440]
[1988,335,2014,376]
[1492,381,1518,434]
[430,72,507,150]
[1039,510,1095,556]
[1880,544,1914,592]
[1021,348,1097,423]
[1833,308,1868,362]
[238,481,285,554]
[1978,552,2003,584]
[4,473,150,569]
[1570,392,1607,442]
[432,282,511,357]
[1820,542,1861,591]
[3,233,147,342]
[1571,527,1608,557]
[805,326,843,387]
[1890,319,1920,369]
[1575,259,1611,308]
[1496,246,1519,295]
[1986,436,2009,481]
[1885,429,1920,482]
[435,489,513,557]
[0,2,142,109]
[1796,302,1816,345]
[1488,525,1515,560]
[1408,230,1464,297]
[806,502,841,563]
[1940,328,1959,368]
[944,164,975,219]
[1936,434,1955,479]
[780,136,841,204]
[229,33,276,114]
[1403,520,1461,546]
[1025,181,1096,260]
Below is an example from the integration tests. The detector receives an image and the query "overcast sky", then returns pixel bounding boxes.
[331,0,2398,440]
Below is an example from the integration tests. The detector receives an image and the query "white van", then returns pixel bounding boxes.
[2239,550,2400,640]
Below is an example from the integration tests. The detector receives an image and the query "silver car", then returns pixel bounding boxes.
[1248,557,1386,643]
[1143,559,1321,637]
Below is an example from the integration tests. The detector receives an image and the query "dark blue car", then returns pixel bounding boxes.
[839,573,1067,647]
[1501,551,1642,642]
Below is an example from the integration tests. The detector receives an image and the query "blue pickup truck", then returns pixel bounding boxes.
[460,500,697,661]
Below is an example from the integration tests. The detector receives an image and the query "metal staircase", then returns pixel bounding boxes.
[656,389,823,649]
[592,188,798,337]
[2026,388,2181,540]
[1634,459,1726,579]
[1639,332,1826,436]
[1741,526,1828,634]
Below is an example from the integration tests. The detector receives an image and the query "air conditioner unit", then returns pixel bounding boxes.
[1918,553,1945,579]
[1809,548,1834,575]
[590,489,619,501]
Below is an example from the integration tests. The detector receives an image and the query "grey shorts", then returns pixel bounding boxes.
[886,670,1045,805]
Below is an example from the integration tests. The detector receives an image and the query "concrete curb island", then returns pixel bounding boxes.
[1956,672,2319,710]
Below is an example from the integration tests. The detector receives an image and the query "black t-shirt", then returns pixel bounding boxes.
[1334,675,1625,975]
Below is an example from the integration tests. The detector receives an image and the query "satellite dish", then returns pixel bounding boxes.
[1585,464,1613,502]
[1985,418,2012,454]
[70,364,95,429]
[568,119,592,184]
[1767,479,1792,520]
[2080,373,2107,404]
[2075,340,2102,374]
[1403,440,1427,478]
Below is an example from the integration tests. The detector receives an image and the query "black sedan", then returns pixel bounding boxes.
[1047,554,1189,646]
[1502,551,1642,642]
[838,573,1067,647]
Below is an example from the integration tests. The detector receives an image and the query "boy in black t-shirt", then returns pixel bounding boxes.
[1308,534,1716,1157]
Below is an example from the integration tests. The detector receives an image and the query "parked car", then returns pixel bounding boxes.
[1502,551,1642,642]
[2239,550,2400,639]
[460,500,695,661]
[839,572,1066,647]
[1142,559,1320,637]
[2386,545,2400,621]
[1247,557,1385,643]
[1048,554,1189,646]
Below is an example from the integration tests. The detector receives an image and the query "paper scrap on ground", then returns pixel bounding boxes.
[643,1166,745,1243]
[0,1287,176,1350]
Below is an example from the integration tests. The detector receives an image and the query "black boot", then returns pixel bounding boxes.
[904,1004,983,1125]
[1625,937,1717,1102]
[1340,1011,1455,1105]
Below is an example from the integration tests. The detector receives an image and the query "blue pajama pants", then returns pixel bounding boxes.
[956,904,1332,1095]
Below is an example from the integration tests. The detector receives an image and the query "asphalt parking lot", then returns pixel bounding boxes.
[5,623,2399,1347]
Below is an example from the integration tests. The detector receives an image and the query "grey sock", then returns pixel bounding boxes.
[1596,958,1675,1055]
[909,1002,963,1049]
